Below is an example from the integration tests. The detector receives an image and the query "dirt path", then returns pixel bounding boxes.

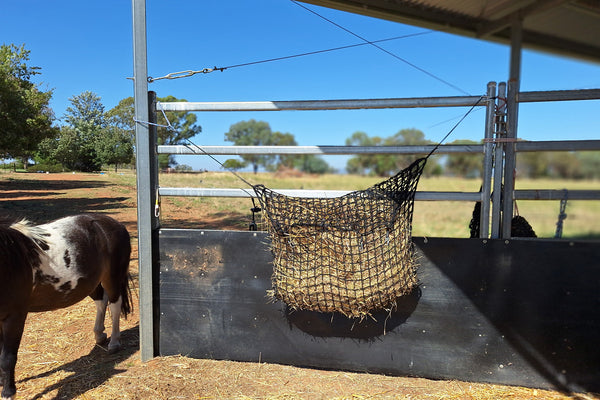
[0,172,594,399]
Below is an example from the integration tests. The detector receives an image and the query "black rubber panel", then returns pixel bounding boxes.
[158,229,600,392]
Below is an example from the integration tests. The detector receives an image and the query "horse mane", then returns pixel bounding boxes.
[7,219,50,252]
[0,218,46,276]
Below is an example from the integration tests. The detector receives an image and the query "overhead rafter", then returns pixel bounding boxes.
[299,0,600,63]
[477,0,569,37]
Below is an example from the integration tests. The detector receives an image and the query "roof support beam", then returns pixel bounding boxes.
[501,18,522,239]
[477,0,569,38]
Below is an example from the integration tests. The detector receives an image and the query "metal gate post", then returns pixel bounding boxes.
[480,82,497,238]
[132,0,157,362]
[491,83,506,238]
[502,17,523,238]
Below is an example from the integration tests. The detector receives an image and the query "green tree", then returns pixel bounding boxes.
[224,119,274,174]
[577,152,600,179]
[345,131,380,175]
[62,92,106,171]
[40,92,134,172]
[517,152,549,178]
[346,129,435,177]
[37,126,79,170]
[107,96,201,169]
[0,44,57,164]
[295,155,332,174]
[222,158,246,171]
[65,90,107,128]
[271,131,297,171]
[445,139,482,177]
[106,96,135,132]
[95,125,134,172]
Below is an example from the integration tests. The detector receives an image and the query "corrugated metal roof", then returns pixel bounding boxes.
[300,0,600,63]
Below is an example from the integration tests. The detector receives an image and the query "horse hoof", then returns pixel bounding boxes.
[95,333,108,345]
[107,344,122,354]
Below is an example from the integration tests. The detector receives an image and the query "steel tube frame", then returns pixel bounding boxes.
[480,82,497,239]
[491,83,506,239]
[158,144,484,155]
[157,96,486,112]
[519,88,600,103]
[158,187,483,201]
[132,0,157,362]
[158,139,600,156]
[514,190,600,201]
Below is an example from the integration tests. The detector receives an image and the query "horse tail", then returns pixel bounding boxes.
[120,273,133,318]
[119,227,134,318]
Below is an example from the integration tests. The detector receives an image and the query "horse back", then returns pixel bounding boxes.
[28,214,131,313]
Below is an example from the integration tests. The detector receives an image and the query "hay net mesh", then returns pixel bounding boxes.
[253,157,427,318]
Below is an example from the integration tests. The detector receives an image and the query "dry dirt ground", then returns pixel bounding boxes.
[0,171,597,400]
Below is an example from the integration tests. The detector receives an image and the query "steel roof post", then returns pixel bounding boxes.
[502,17,522,239]
[132,0,156,362]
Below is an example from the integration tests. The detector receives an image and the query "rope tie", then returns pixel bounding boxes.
[555,189,568,238]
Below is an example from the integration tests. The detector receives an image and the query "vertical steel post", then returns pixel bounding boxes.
[480,82,496,238]
[502,17,522,238]
[132,0,156,362]
[491,83,506,238]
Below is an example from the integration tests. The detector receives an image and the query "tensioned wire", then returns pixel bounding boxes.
[147,32,433,82]
[290,0,471,96]
[147,1,470,96]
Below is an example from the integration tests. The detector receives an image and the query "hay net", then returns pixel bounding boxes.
[253,156,427,318]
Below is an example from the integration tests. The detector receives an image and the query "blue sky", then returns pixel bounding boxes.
[2,0,599,171]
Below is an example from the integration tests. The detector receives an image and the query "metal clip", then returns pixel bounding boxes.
[154,188,161,218]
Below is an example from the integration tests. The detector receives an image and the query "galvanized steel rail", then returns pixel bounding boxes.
[157,95,485,112]
[157,144,484,155]
[157,187,482,201]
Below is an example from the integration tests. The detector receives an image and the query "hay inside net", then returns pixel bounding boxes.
[254,157,427,318]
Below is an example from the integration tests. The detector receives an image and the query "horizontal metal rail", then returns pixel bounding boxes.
[515,140,600,152]
[159,140,600,155]
[514,190,600,201]
[158,144,484,155]
[156,90,600,205]
[157,95,488,112]
[158,187,482,201]
[158,187,600,201]
[518,88,600,103]
[156,89,600,113]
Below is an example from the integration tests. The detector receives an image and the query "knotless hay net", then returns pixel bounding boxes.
[254,157,427,318]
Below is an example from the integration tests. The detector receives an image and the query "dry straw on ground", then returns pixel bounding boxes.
[3,171,599,399]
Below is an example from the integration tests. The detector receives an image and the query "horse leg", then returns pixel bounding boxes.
[90,284,109,345]
[93,293,109,345]
[93,284,126,354]
[0,312,27,400]
[107,296,123,354]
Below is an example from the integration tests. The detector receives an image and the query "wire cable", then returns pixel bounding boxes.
[147,32,433,82]
[290,0,471,96]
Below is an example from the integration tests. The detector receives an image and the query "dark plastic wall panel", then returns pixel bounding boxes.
[158,229,600,392]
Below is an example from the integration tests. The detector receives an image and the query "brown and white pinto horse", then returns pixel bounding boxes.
[0,214,132,400]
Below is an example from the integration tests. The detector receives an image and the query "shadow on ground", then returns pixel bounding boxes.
[0,178,131,223]
[0,178,111,192]
[18,326,139,400]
